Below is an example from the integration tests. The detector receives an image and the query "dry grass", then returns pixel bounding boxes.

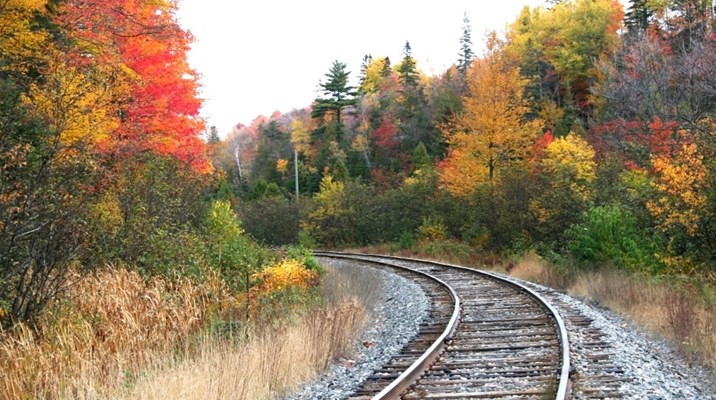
[508,251,571,289]
[319,261,384,311]
[108,300,365,400]
[102,264,376,400]
[0,262,379,400]
[569,270,716,370]
[0,267,222,399]
[509,254,716,372]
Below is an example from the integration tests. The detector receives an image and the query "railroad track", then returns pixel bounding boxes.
[315,251,571,400]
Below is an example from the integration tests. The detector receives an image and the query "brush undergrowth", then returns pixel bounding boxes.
[0,267,225,399]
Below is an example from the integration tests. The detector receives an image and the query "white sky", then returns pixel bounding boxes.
[176,1,554,136]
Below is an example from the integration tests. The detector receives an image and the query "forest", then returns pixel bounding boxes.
[216,0,716,281]
[0,0,329,397]
[1,0,715,397]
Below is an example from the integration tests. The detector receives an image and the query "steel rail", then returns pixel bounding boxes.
[315,251,461,400]
[316,251,571,400]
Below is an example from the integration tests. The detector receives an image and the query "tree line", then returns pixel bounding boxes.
[212,0,716,278]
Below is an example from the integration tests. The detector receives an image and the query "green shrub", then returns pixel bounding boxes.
[566,205,662,273]
[140,227,207,279]
[297,228,318,249]
[397,231,416,250]
[205,200,275,291]
[240,197,300,246]
[248,179,283,200]
[284,245,322,273]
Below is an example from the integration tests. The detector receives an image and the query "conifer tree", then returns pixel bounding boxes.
[457,13,473,74]
[398,41,419,88]
[625,0,653,35]
[207,126,220,144]
[312,61,356,124]
[358,54,372,93]
[412,142,432,171]
[381,56,392,77]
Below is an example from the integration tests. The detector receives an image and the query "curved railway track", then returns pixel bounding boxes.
[315,251,571,400]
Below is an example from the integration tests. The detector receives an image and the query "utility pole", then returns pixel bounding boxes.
[294,148,299,200]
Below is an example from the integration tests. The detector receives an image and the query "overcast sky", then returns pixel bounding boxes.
[176,1,555,136]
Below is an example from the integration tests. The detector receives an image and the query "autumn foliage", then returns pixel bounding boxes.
[439,41,542,195]
[0,0,210,324]
[252,259,318,298]
[215,0,716,281]
[4,0,716,394]
[647,142,710,237]
[54,0,209,171]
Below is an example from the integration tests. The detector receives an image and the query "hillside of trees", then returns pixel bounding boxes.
[0,0,336,323]
[212,0,716,280]
[1,1,336,396]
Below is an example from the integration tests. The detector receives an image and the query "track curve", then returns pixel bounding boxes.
[315,251,570,400]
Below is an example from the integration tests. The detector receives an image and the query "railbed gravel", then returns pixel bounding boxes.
[285,256,715,399]
[500,274,716,400]
[283,258,428,400]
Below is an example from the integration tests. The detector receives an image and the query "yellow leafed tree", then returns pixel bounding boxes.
[647,142,710,236]
[276,158,289,173]
[540,133,596,201]
[23,54,120,146]
[290,119,312,157]
[439,40,542,197]
[529,133,597,230]
[0,0,48,69]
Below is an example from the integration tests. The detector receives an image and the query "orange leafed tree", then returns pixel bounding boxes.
[439,40,542,197]
[54,0,209,172]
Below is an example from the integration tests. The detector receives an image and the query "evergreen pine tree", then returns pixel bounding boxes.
[412,142,432,171]
[312,61,357,124]
[332,159,350,182]
[625,0,653,35]
[398,41,419,88]
[207,125,220,143]
[457,13,473,74]
[381,56,392,77]
[358,54,372,93]
[396,42,433,154]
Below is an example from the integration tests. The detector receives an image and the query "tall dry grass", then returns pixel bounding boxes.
[507,251,570,289]
[0,258,393,399]
[108,301,365,400]
[104,264,380,400]
[0,267,226,399]
[509,254,716,371]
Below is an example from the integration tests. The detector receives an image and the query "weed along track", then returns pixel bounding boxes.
[315,251,572,400]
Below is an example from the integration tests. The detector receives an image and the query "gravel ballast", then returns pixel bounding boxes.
[284,258,429,400]
[285,256,715,399]
[503,275,716,399]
